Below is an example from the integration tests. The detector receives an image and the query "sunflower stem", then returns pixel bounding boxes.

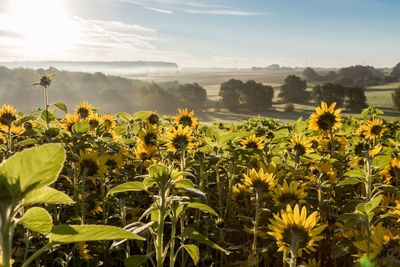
[289,249,297,267]
[329,127,335,157]
[250,191,260,266]
[6,125,12,156]
[43,86,49,129]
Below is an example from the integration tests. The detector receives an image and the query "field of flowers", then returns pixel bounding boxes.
[1,76,400,267]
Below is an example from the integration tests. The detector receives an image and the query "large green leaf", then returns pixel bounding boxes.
[24,187,74,206]
[187,202,218,217]
[20,207,53,234]
[49,225,145,243]
[0,144,66,196]
[107,182,146,197]
[54,102,68,113]
[183,244,200,265]
[124,255,148,267]
[184,229,229,254]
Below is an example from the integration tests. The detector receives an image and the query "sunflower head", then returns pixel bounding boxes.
[166,125,193,153]
[147,112,159,125]
[290,134,313,157]
[243,168,276,193]
[75,242,93,261]
[102,114,117,130]
[79,150,107,178]
[88,114,102,129]
[359,118,385,141]
[381,158,400,185]
[0,105,17,126]
[174,108,198,128]
[272,180,308,207]
[61,114,80,132]
[240,134,265,150]
[268,204,326,255]
[309,102,342,132]
[138,127,159,146]
[104,153,124,172]
[75,102,95,119]
[134,143,159,164]
[232,183,251,210]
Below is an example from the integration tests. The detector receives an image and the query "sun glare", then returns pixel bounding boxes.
[7,0,77,54]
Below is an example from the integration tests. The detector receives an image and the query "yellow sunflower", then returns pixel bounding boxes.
[0,134,6,145]
[319,135,348,152]
[75,102,95,119]
[353,222,393,259]
[138,127,159,146]
[166,125,193,153]
[357,118,385,141]
[289,134,313,157]
[268,204,326,255]
[0,104,17,126]
[134,143,159,166]
[301,258,321,267]
[312,161,337,183]
[232,183,251,211]
[79,150,107,178]
[61,114,80,132]
[104,153,124,172]
[368,144,382,158]
[381,158,400,185]
[272,180,308,207]
[243,168,276,193]
[309,102,342,132]
[103,130,121,141]
[147,112,159,125]
[102,114,117,130]
[240,134,265,150]
[87,113,102,129]
[174,108,198,128]
[75,242,93,261]
[380,193,399,214]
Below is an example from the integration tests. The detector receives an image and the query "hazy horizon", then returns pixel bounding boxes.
[0,0,399,68]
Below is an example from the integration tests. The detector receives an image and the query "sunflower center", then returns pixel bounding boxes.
[78,108,90,119]
[245,141,260,149]
[282,225,311,251]
[370,125,383,135]
[172,135,189,150]
[144,133,157,146]
[278,193,300,206]
[106,159,117,170]
[148,114,159,124]
[81,159,99,176]
[179,116,193,127]
[0,112,16,126]
[293,144,306,155]
[89,119,99,128]
[316,112,336,131]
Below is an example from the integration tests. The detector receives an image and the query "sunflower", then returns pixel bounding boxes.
[268,204,326,255]
[301,258,321,267]
[174,108,198,128]
[380,193,399,214]
[103,130,121,141]
[102,114,117,130]
[0,134,6,145]
[353,223,393,259]
[60,114,80,132]
[309,102,342,132]
[0,105,17,126]
[272,180,308,207]
[313,161,337,183]
[87,113,102,129]
[75,102,95,119]
[357,118,385,141]
[232,183,251,210]
[104,153,124,172]
[243,168,276,193]
[381,158,400,185]
[75,242,93,261]
[368,144,382,158]
[319,135,348,152]
[240,134,265,150]
[289,134,313,157]
[138,127,159,146]
[134,143,159,164]
[79,150,107,178]
[147,112,159,125]
[166,125,193,153]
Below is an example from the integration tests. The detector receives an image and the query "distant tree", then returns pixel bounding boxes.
[392,87,400,110]
[337,65,384,86]
[279,75,308,103]
[303,67,320,82]
[241,80,274,111]
[171,83,207,110]
[311,83,346,106]
[391,63,400,81]
[344,86,368,113]
[137,83,178,113]
[323,71,338,82]
[219,79,243,111]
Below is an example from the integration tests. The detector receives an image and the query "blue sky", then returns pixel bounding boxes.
[0,0,399,68]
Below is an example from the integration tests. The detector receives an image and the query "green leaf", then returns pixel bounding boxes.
[41,110,56,122]
[49,225,145,243]
[372,154,391,170]
[187,202,218,217]
[124,255,148,267]
[0,144,66,196]
[337,177,363,187]
[184,229,229,254]
[133,111,153,121]
[20,207,52,234]
[183,244,200,265]
[174,179,194,189]
[344,169,364,178]
[107,182,146,196]
[72,121,89,134]
[24,187,74,206]
[54,102,68,113]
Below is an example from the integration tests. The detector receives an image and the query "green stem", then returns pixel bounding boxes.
[44,86,49,128]
[6,125,12,155]
[21,242,55,267]
[156,189,167,267]
[329,127,335,157]
[169,215,177,267]
[289,249,297,267]
[250,191,260,266]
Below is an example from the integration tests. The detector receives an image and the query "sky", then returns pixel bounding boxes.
[0,0,399,68]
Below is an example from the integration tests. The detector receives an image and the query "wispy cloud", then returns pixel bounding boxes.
[181,9,265,16]
[144,6,173,14]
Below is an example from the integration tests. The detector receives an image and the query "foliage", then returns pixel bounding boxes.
[392,87,400,110]
[279,75,308,103]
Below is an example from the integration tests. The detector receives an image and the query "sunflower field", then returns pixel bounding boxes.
[1,79,400,267]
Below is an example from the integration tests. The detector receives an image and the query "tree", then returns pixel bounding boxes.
[311,83,346,106]
[392,87,400,110]
[344,86,368,113]
[303,67,320,82]
[391,63,400,81]
[219,79,243,111]
[279,75,308,103]
[171,83,207,111]
[241,80,274,111]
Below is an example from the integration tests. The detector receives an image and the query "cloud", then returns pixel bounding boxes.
[144,6,173,14]
[181,9,265,16]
